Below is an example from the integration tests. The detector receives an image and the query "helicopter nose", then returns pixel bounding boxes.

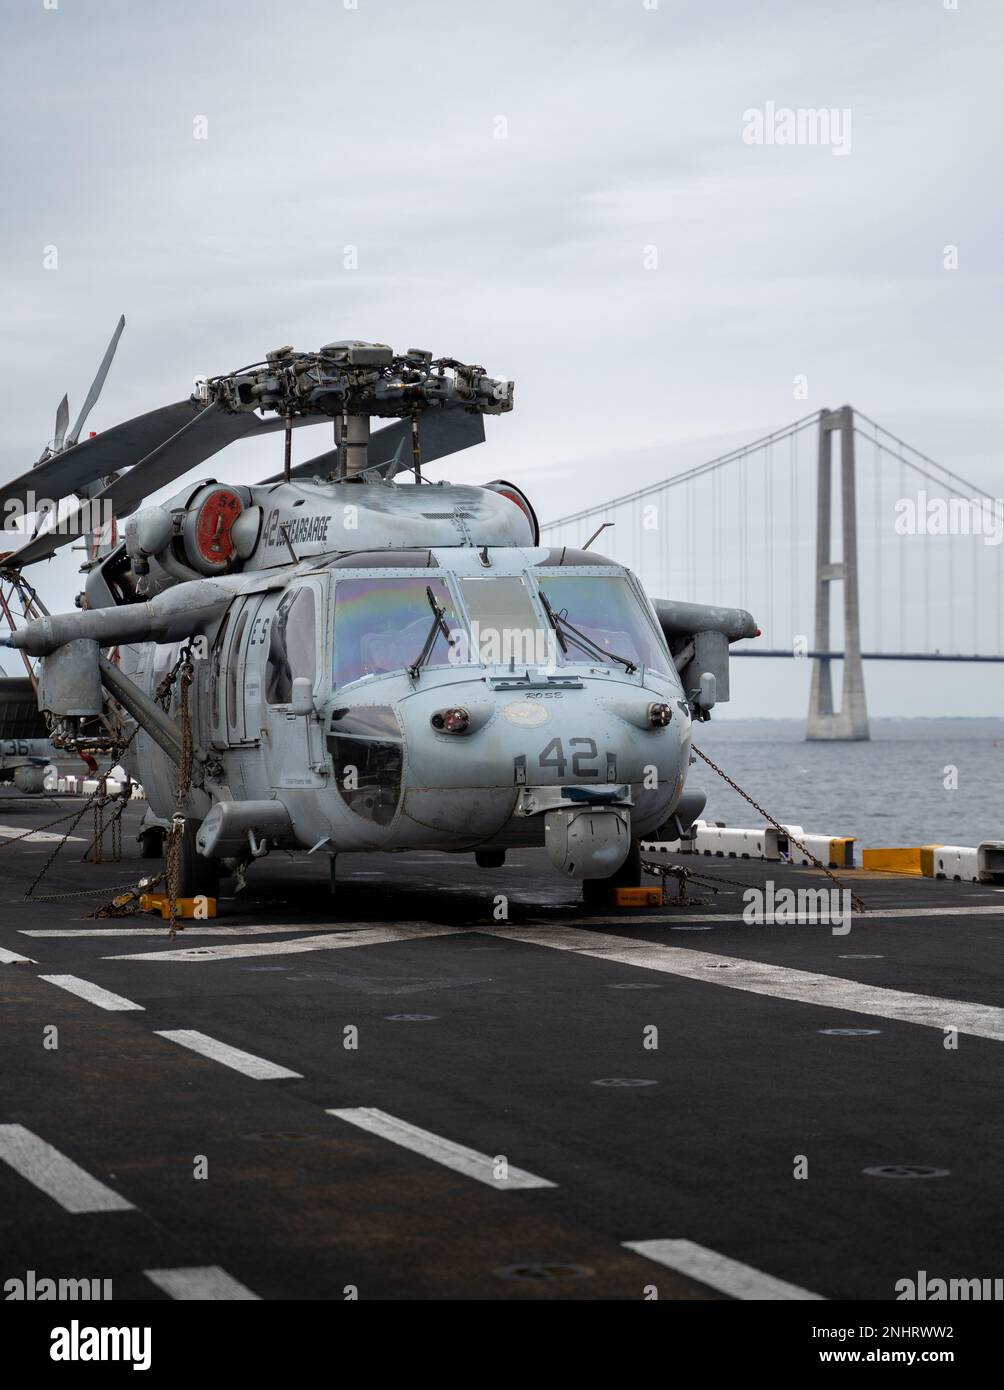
[391,682,688,856]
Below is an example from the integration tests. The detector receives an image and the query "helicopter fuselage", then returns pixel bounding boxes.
[121,544,692,877]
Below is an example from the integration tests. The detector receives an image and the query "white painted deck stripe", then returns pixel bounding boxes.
[0,946,36,963]
[24,903,1004,942]
[0,1125,134,1213]
[24,924,347,937]
[327,1107,556,1190]
[0,824,85,843]
[40,974,144,1011]
[108,924,463,963]
[624,1239,824,1300]
[155,1029,301,1079]
[586,904,1004,926]
[480,926,1004,1041]
[143,1266,260,1301]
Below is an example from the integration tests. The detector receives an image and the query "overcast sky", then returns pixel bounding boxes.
[1,0,1001,717]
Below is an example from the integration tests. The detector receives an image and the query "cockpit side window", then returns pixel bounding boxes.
[267,587,316,704]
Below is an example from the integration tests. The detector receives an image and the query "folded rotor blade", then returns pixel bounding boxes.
[370,410,486,477]
[101,400,265,515]
[4,401,226,566]
[66,315,126,447]
[51,395,69,454]
[2,399,204,514]
[2,403,326,568]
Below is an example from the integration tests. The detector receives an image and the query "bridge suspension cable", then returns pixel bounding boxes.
[541,406,1002,664]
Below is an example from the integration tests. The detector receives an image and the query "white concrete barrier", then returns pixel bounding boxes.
[642,820,855,867]
[930,845,981,882]
[47,772,143,799]
[81,777,126,797]
[978,842,1004,881]
[643,820,779,858]
[786,831,855,869]
[692,823,774,859]
[930,842,1004,883]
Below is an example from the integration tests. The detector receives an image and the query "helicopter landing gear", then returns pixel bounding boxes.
[170,818,221,900]
[329,855,337,894]
[581,839,643,911]
[475,849,506,869]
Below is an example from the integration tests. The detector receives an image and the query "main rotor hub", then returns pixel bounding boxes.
[195,340,514,423]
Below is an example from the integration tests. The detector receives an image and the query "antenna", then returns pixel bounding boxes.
[278,522,299,565]
[583,521,614,551]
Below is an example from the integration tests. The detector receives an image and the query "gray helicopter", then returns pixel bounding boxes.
[0,335,756,906]
[0,676,53,794]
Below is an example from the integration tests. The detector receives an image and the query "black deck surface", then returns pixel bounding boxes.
[1,793,1001,1301]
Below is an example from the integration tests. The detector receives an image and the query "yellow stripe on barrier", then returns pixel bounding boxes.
[861,846,941,876]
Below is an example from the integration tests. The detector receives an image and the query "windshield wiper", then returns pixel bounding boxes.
[537,588,568,656]
[538,589,637,673]
[408,586,455,679]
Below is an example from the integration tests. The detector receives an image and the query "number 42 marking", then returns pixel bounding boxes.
[538,737,599,778]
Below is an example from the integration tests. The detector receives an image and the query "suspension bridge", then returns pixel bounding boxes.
[541,405,1004,740]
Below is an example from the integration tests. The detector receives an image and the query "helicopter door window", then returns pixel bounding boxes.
[333,577,460,688]
[227,606,250,728]
[458,576,548,667]
[266,587,316,704]
[210,606,232,726]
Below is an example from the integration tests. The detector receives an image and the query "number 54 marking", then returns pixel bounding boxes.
[538,737,599,778]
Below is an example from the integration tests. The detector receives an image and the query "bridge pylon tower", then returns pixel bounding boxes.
[806,405,870,741]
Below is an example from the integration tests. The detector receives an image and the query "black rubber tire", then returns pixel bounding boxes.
[475,849,506,869]
[138,828,163,860]
[176,819,220,900]
[581,839,643,908]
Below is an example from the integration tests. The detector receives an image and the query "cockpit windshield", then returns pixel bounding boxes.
[536,574,673,677]
[458,576,549,667]
[331,569,674,687]
[333,576,460,688]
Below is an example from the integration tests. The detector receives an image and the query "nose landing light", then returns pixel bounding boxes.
[648,702,673,727]
[431,706,471,734]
